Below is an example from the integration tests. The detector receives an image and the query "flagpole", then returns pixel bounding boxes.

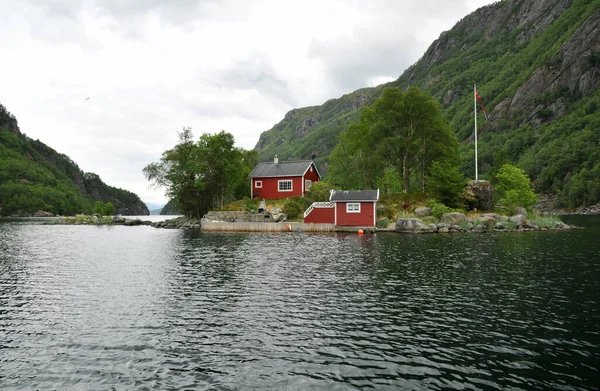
[474,84,478,181]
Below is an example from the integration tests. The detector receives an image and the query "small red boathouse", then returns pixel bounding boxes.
[304,189,379,227]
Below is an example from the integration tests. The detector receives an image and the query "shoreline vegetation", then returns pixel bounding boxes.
[24,209,579,234]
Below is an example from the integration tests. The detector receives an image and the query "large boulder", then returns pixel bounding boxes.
[441,212,466,225]
[396,218,433,234]
[414,206,432,217]
[466,180,495,211]
[514,206,528,217]
[510,214,528,227]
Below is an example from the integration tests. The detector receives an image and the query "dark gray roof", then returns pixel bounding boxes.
[329,189,379,202]
[249,160,320,178]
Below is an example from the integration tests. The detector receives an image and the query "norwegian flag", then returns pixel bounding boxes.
[475,90,489,120]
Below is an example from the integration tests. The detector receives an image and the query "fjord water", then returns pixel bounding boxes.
[1,218,599,390]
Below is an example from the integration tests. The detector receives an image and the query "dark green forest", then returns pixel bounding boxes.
[255,0,600,209]
[0,104,148,216]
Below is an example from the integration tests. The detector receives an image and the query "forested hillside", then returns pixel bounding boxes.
[255,0,600,208]
[0,104,149,216]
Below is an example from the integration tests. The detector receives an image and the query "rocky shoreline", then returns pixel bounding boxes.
[394,211,575,234]
[534,195,600,216]
[30,209,580,234]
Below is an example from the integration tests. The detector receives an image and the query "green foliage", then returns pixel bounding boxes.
[305,181,336,203]
[427,161,467,208]
[528,212,564,228]
[144,128,250,218]
[282,198,304,220]
[425,199,456,219]
[93,201,115,216]
[495,164,538,212]
[0,104,147,216]
[376,218,390,228]
[328,87,460,193]
[377,167,403,196]
[160,198,182,215]
[253,0,600,209]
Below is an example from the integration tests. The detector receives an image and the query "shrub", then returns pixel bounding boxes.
[427,161,467,208]
[528,212,563,228]
[283,199,303,220]
[425,199,455,219]
[376,218,390,228]
[495,164,538,213]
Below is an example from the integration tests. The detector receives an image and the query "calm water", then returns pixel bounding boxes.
[1,217,599,390]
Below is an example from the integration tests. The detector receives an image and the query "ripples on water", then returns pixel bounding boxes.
[0,221,599,390]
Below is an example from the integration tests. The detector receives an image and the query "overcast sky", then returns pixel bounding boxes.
[2,0,496,206]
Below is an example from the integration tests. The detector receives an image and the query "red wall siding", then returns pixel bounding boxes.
[253,176,303,199]
[304,165,320,183]
[252,163,320,199]
[304,206,334,224]
[335,202,376,226]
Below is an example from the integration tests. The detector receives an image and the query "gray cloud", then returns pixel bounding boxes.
[2,0,496,204]
[307,0,479,92]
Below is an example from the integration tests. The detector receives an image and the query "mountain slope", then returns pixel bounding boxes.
[255,0,600,207]
[0,104,149,216]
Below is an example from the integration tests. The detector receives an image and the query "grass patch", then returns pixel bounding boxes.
[528,212,563,228]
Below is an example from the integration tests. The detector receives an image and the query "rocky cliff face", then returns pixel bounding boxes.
[0,104,21,136]
[253,0,600,204]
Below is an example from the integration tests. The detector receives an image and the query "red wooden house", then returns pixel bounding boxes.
[249,155,320,199]
[304,189,379,227]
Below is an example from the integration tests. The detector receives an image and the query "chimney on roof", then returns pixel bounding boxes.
[311,153,317,163]
[274,155,279,165]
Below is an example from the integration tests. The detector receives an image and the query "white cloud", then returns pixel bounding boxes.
[1,0,496,205]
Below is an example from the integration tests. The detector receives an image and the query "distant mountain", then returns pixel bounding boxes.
[145,202,165,211]
[149,208,162,215]
[159,198,182,215]
[255,0,600,208]
[0,104,149,216]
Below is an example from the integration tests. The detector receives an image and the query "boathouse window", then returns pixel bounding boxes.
[255,180,262,188]
[305,180,312,191]
[347,203,360,213]
[278,180,292,192]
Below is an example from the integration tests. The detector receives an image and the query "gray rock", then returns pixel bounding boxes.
[414,206,432,217]
[396,218,433,234]
[495,222,507,230]
[450,224,464,232]
[479,215,497,226]
[441,212,466,225]
[510,214,528,226]
[514,207,528,217]
[438,227,450,233]
[33,210,54,217]
[428,224,438,232]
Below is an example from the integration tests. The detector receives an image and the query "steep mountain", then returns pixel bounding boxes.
[255,0,600,208]
[0,104,149,216]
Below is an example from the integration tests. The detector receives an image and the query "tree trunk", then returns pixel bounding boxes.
[402,153,408,193]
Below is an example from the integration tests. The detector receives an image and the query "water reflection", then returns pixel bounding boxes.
[0,223,599,389]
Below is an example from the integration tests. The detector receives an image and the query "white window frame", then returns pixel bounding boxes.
[255,180,262,188]
[346,203,361,213]
[305,179,312,192]
[278,180,293,192]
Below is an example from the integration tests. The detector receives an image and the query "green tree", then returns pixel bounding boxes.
[495,164,538,212]
[144,128,249,218]
[328,87,459,193]
[427,161,467,208]
[144,127,203,218]
[305,181,336,203]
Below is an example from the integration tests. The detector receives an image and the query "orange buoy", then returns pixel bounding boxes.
[358,229,364,235]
